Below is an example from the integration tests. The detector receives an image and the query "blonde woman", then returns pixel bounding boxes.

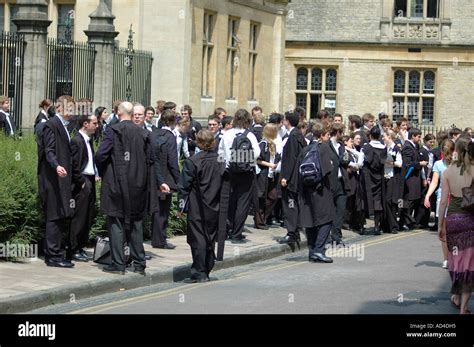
[438,137,474,314]
[424,139,455,269]
[254,123,281,229]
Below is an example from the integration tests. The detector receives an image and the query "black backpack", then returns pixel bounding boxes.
[299,142,323,187]
[229,130,255,174]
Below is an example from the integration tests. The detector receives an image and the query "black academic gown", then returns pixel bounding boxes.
[0,110,17,136]
[37,115,73,221]
[95,121,151,226]
[187,118,203,156]
[178,151,225,250]
[281,128,307,193]
[401,141,423,201]
[298,142,335,228]
[362,142,387,212]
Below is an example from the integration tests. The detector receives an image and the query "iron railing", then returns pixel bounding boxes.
[45,38,96,101]
[0,31,25,128]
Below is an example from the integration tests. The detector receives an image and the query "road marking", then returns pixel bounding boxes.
[70,230,428,314]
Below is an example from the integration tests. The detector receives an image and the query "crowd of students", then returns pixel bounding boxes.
[2,94,473,293]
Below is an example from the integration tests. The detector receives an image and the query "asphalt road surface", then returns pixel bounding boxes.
[31,230,461,314]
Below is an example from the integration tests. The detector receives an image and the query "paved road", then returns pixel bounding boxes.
[31,230,461,314]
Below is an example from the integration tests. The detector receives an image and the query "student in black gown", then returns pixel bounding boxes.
[178,130,225,283]
[362,127,387,235]
[297,122,335,263]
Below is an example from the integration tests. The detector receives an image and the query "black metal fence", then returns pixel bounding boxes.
[45,38,96,101]
[0,31,25,128]
[113,47,153,106]
[417,123,457,137]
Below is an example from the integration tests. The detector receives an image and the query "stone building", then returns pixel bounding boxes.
[2,0,288,124]
[285,0,474,128]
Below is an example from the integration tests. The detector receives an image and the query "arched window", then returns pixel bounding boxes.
[311,68,322,90]
[423,71,435,94]
[394,70,405,93]
[296,68,308,90]
[326,69,337,91]
[408,71,420,93]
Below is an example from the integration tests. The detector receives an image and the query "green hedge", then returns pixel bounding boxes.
[0,134,186,250]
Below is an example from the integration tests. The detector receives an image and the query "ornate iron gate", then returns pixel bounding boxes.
[113,26,153,106]
[0,31,25,128]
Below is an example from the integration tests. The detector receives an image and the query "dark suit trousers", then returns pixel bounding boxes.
[107,216,146,271]
[282,188,299,238]
[190,247,216,280]
[415,186,430,226]
[400,199,418,227]
[44,219,67,262]
[331,179,347,243]
[69,175,95,253]
[151,193,172,247]
[306,222,332,255]
[228,172,254,239]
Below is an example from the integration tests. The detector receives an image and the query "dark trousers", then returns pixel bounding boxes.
[44,219,67,261]
[400,199,418,227]
[107,216,146,271]
[255,178,278,226]
[415,187,430,226]
[69,175,95,254]
[331,180,347,243]
[151,193,172,247]
[190,247,216,280]
[282,188,299,239]
[383,201,399,233]
[306,222,332,255]
[345,194,364,230]
[228,172,254,240]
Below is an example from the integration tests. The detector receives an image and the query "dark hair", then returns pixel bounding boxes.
[330,123,345,137]
[436,130,449,145]
[369,126,381,140]
[207,115,220,123]
[349,114,362,129]
[333,113,343,120]
[160,109,176,126]
[164,102,177,111]
[79,114,96,128]
[408,128,422,139]
[396,117,408,128]
[449,127,462,139]
[221,116,233,128]
[423,133,435,143]
[95,107,106,119]
[182,104,193,115]
[251,106,263,114]
[284,112,300,128]
[145,106,155,115]
[362,113,375,124]
[214,107,226,116]
[113,100,123,113]
[294,106,306,121]
[378,112,389,121]
[196,129,216,151]
[233,109,252,129]
[464,127,472,132]
[380,118,392,129]
[342,135,351,144]
[315,110,329,120]
[269,113,283,124]
[39,99,53,109]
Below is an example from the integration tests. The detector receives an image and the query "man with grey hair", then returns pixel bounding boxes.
[133,103,146,130]
[96,101,162,275]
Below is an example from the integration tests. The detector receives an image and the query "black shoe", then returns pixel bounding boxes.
[429,224,438,231]
[373,228,381,236]
[132,267,146,276]
[72,253,89,262]
[399,225,410,232]
[254,224,269,230]
[391,229,399,234]
[280,221,286,228]
[183,277,210,284]
[309,253,333,263]
[155,242,176,250]
[145,254,152,261]
[231,238,248,244]
[278,235,293,244]
[45,259,75,268]
[102,265,125,275]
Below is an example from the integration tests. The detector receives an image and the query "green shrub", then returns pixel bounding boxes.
[0,134,186,253]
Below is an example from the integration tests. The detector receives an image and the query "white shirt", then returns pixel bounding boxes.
[145,122,154,132]
[347,148,364,170]
[330,137,343,178]
[218,127,261,169]
[3,112,14,135]
[276,127,295,173]
[385,143,403,179]
[79,130,95,176]
[173,128,190,159]
[40,110,48,124]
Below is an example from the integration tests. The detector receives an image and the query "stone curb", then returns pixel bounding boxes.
[0,239,309,314]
